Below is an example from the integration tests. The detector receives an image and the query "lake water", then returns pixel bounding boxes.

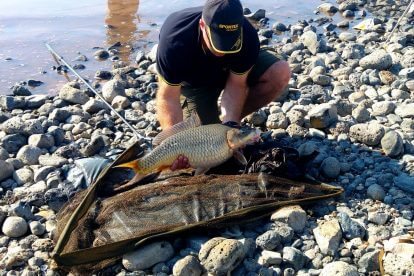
[0,0,344,95]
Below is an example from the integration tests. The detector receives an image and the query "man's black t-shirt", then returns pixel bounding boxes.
[156,6,260,88]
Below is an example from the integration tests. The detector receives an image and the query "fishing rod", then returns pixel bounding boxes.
[45,43,153,146]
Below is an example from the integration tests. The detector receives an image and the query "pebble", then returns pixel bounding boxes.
[256,230,281,250]
[320,157,341,179]
[366,184,386,201]
[349,123,385,146]
[2,216,28,238]
[258,250,282,266]
[29,221,45,236]
[270,205,307,233]
[199,237,245,275]
[102,78,126,102]
[313,219,342,256]
[308,103,338,129]
[172,255,202,276]
[58,83,89,105]
[338,213,366,240]
[381,131,404,157]
[122,241,174,271]
[359,50,392,70]
[283,246,306,270]
[319,261,358,276]
[16,145,42,165]
[395,103,414,118]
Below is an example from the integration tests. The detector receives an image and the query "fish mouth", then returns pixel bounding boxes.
[246,129,262,144]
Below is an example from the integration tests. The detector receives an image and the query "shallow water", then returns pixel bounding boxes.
[0,0,347,96]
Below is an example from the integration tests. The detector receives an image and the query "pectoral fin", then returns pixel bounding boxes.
[233,150,247,166]
[195,167,210,175]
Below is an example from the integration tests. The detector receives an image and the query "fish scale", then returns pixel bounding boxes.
[138,124,233,174]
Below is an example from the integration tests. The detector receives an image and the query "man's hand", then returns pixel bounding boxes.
[171,155,190,171]
[220,71,250,123]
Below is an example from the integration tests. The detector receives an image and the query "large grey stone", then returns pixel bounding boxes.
[301,31,327,55]
[0,147,8,160]
[349,123,385,146]
[320,157,341,178]
[358,250,380,272]
[59,83,89,104]
[1,117,43,135]
[199,238,245,275]
[338,212,366,240]
[394,173,414,193]
[313,219,342,256]
[320,261,358,276]
[282,247,306,270]
[83,99,108,114]
[2,216,28,238]
[367,184,386,201]
[271,205,307,233]
[371,101,395,116]
[16,145,42,165]
[13,168,34,185]
[309,103,338,129]
[0,96,26,110]
[256,230,281,250]
[28,134,55,149]
[395,103,414,118]
[359,50,392,70]
[381,131,404,157]
[102,78,125,103]
[122,241,174,271]
[172,255,203,276]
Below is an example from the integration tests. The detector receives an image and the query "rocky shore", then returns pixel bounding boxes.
[1,0,414,275]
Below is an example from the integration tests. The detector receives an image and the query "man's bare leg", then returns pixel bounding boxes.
[242,60,291,117]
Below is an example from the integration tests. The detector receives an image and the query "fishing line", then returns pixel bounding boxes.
[45,43,153,147]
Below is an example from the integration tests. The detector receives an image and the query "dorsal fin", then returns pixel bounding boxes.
[153,112,202,147]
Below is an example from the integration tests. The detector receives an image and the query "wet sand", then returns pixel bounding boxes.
[0,0,344,95]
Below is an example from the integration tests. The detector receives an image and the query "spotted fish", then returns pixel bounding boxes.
[116,114,260,175]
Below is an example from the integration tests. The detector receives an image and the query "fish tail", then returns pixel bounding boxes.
[114,160,141,173]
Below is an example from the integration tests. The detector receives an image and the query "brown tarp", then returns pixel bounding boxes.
[52,142,343,272]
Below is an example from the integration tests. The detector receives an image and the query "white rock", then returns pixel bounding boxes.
[258,250,282,266]
[172,255,203,276]
[29,221,46,236]
[271,205,307,232]
[16,145,42,165]
[122,241,174,271]
[313,219,342,256]
[2,216,28,238]
[13,168,34,185]
[320,261,358,276]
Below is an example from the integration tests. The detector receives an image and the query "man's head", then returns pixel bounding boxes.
[200,0,244,56]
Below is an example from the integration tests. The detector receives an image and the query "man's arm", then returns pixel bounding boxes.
[155,78,190,170]
[220,71,250,124]
[156,78,183,129]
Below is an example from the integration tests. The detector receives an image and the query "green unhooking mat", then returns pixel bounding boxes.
[52,141,343,272]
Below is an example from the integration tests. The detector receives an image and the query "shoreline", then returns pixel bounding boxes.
[1,0,414,275]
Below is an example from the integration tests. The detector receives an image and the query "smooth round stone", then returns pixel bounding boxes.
[339,32,356,41]
[2,216,28,238]
[320,157,341,178]
[172,255,203,276]
[320,261,358,276]
[16,145,42,165]
[381,131,404,158]
[29,221,46,236]
[13,168,34,185]
[367,184,386,201]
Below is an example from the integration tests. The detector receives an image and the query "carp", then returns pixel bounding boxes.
[116,114,260,175]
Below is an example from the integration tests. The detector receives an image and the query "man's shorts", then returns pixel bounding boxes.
[181,48,284,125]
